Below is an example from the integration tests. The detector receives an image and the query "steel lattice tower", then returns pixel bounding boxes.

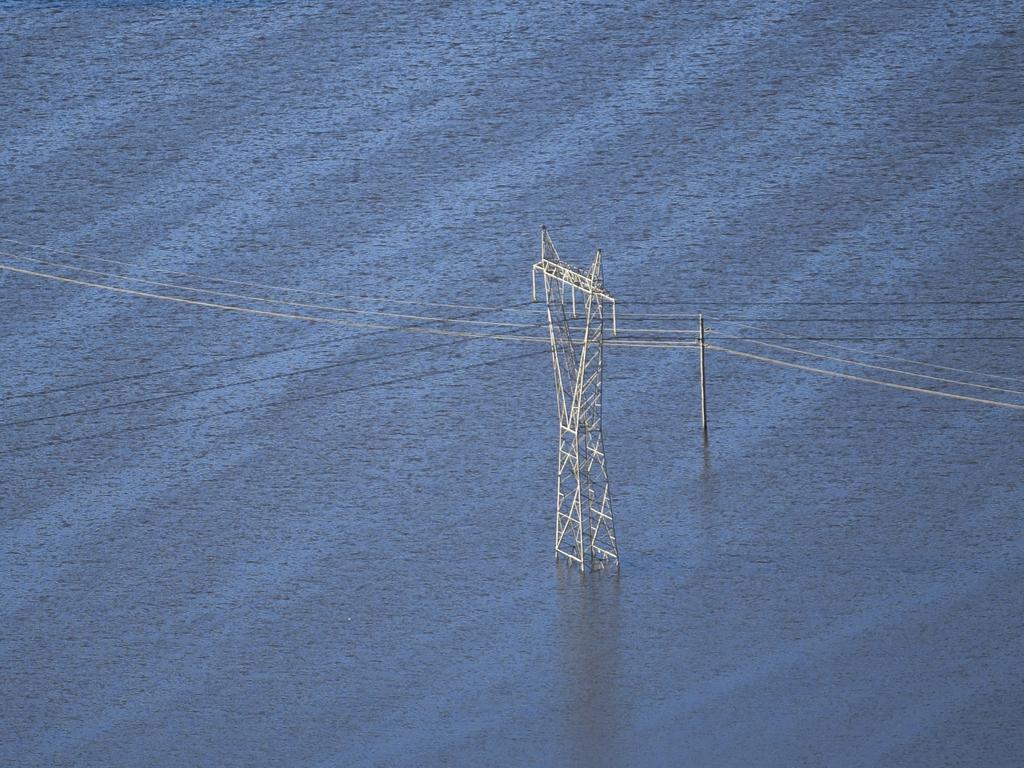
[532,227,620,573]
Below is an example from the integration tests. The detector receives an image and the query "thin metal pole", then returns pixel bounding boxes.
[699,313,708,434]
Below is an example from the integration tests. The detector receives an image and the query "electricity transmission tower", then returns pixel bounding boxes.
[532,227,620,573]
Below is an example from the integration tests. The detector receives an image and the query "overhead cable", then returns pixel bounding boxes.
[0,236,536,314]
[0,250,538,330]
[617,297,1024,307]
[0,321,549,429]
[709,318,1024,383]
[709,336,1024,396]
[707,344,1024,411]
[0,262,551,343]
[0,347,550,456]
[1,303,535,403]
[0,262,685,351]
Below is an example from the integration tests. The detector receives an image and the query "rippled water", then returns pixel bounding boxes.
[2,2,1023,766]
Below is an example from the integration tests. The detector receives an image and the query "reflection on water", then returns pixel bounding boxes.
[556,566,624,767]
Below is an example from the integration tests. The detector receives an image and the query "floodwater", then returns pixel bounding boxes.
[1,2,1023,766]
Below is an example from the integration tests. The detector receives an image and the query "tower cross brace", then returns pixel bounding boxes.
[532,228,620,573]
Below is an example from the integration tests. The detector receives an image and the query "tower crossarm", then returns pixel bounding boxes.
[532,258,615,303]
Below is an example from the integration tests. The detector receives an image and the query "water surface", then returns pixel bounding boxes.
[1,2,1022,766]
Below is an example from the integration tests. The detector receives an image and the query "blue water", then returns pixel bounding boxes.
[2,2,1022,766]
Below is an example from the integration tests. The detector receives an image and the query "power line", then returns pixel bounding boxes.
[0,261,694,351]
[4,242,1019,423]
[622,314,1024,323]
[614,327,699,335]
[0,249,540,330]
[708,318,1024,384]
[602,323,1024,342]
[0,347,550,457]
[707,344,1024,411]
[2,331,368,402]
[0,320,549,429]
[614,325,1024,341]
[1,298,536,402]
[0,262,552,343]
[709,334,1024,341]
[611,340,697,348]
[710,337,1024,397]
[7,237,1020,317]
[618,298,1024,307]
[0,236,539,315]
[617,321,1024,342]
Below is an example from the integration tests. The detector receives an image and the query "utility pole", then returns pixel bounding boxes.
[532,227,620,573]
[699,313,708,434]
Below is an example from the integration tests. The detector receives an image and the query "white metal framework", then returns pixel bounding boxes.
[532,227,619,573]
